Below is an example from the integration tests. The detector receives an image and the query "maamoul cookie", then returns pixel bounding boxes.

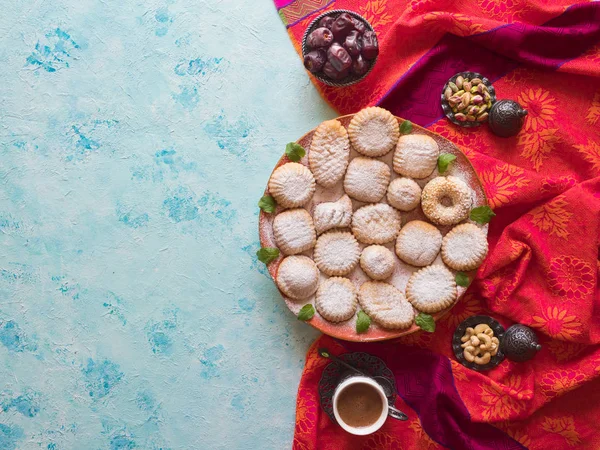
[358,281,415,330]
[276,255,319,300]
[386,177,422,211]
[313,194,353,235]
[309,119,351,187]
[343,157,391,203]
[393,134,439,179]
[442,223,488,271]
[351,204,401,245]
[273,209,316,255]
[313,231,360,276]
[421,176,472,226]
[315,277,357,323]
[395,221,443,267]
[268,163,316,208]
[360,245,395,280]
[347,107,400,157]
[405,265,457,313]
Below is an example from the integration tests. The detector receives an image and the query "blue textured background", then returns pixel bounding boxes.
[0,1,335,448]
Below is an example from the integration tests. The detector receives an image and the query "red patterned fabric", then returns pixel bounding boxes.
[275,0,600,448]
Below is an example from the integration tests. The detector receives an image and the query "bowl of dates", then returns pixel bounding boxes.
[302,10,378,87]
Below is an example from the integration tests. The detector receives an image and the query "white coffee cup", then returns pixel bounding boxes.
[332,376,389,435]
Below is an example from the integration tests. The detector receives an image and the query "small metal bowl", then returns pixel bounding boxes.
[452,315,505,371]
[302,9,377,87]
[441,72,496,127]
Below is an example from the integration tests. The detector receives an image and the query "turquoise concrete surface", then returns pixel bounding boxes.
[0,1,336,448]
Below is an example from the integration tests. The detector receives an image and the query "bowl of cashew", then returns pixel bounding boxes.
[452,315,505,371]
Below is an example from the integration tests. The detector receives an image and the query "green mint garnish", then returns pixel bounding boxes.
[470,206,496,224]
[256,247,280,264]
[258,195,276,213]
[437,153,457,174]
[285,142,306,162]
[356,310,371,333]
[297,304,315,321]
[455,272,470,287]
[399,120,413,135]
[415,313,435,333]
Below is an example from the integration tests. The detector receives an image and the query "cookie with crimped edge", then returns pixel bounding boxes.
[348,107,400,157]
[360,245,395,280]
[405,265,457,313]
[273,209,316,255]
[387,177,422,211]
[395,220,442,267]
[393,134,439,179]
[313,194,353,235]
[442,223,488,271]
[276,255,319,300]
[313,231,360,276]
[343,157,391,203]
[315,277,357,323]
[309,119,350,187]
[351,203,401,245]
[358,281,415,330]
[268,162,316,208]
[421,176,472,226]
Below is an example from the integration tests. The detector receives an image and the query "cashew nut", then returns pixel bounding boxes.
[470,335,481,346]
[474,324,491,334]
[460,323,499,365]
[475,352,491,364]
[466,327,475,335]
[484,328,494,336]
[461,334,470,343]
[478,333,492,349]
[463,347,476,362]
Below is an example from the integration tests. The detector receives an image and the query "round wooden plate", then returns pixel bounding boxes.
[258,114,488,342]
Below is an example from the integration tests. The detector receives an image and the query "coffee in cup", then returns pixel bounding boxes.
[333,376,388,435]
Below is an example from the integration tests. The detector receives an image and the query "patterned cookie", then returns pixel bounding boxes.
[309,119,351,187]
[358,281,415,330]
[276,255,319,300]
[315,277,357,323]
[313,231,360,276]
[442,223,488,271]
[348,107,400,157]
[387,177,422,212]
[351,204,401,245]
[395,220,443,267]
[393,134,439,179]
[405,265,457,313]
[273,209,316,255]
[360,245,395,280]
[268,162,316,208]
[313,194,353,235]
[421,176,472,226]
[343,157,391,203]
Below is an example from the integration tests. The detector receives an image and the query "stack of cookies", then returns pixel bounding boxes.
[265,107,489,333]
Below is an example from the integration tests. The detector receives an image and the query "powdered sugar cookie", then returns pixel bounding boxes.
[313,194,353,235]
[315,277,357,323]
[393,134,439,179]
[348,107,400,157]
[358,281,415,330]
[387,177,421,211]
[268,163,316,208]
[351,204,401,245]
[273,209,316,255]
[360,245,395,280]
[313,231,360,276]
[405,265,457,313]
[343,157,391,203]
[421,176,471,225]
[309,119,351,187]
[442,223,488,271]
[276,255,319,300]
[395,220,442,267]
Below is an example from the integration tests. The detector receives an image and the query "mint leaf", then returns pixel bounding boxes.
[256,247,279,264]
[356,310,371,333]
[399,120,412,135]
[297,304,315,321]
[258,195,276,213]
[455,272,470,287]
[470,206,496,224]
[437,153,457,174]
[415,313,435,333]
[285,142,306,162]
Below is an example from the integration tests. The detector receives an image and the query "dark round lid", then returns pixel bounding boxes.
[501,324,541,362]
[488,100,528,137]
